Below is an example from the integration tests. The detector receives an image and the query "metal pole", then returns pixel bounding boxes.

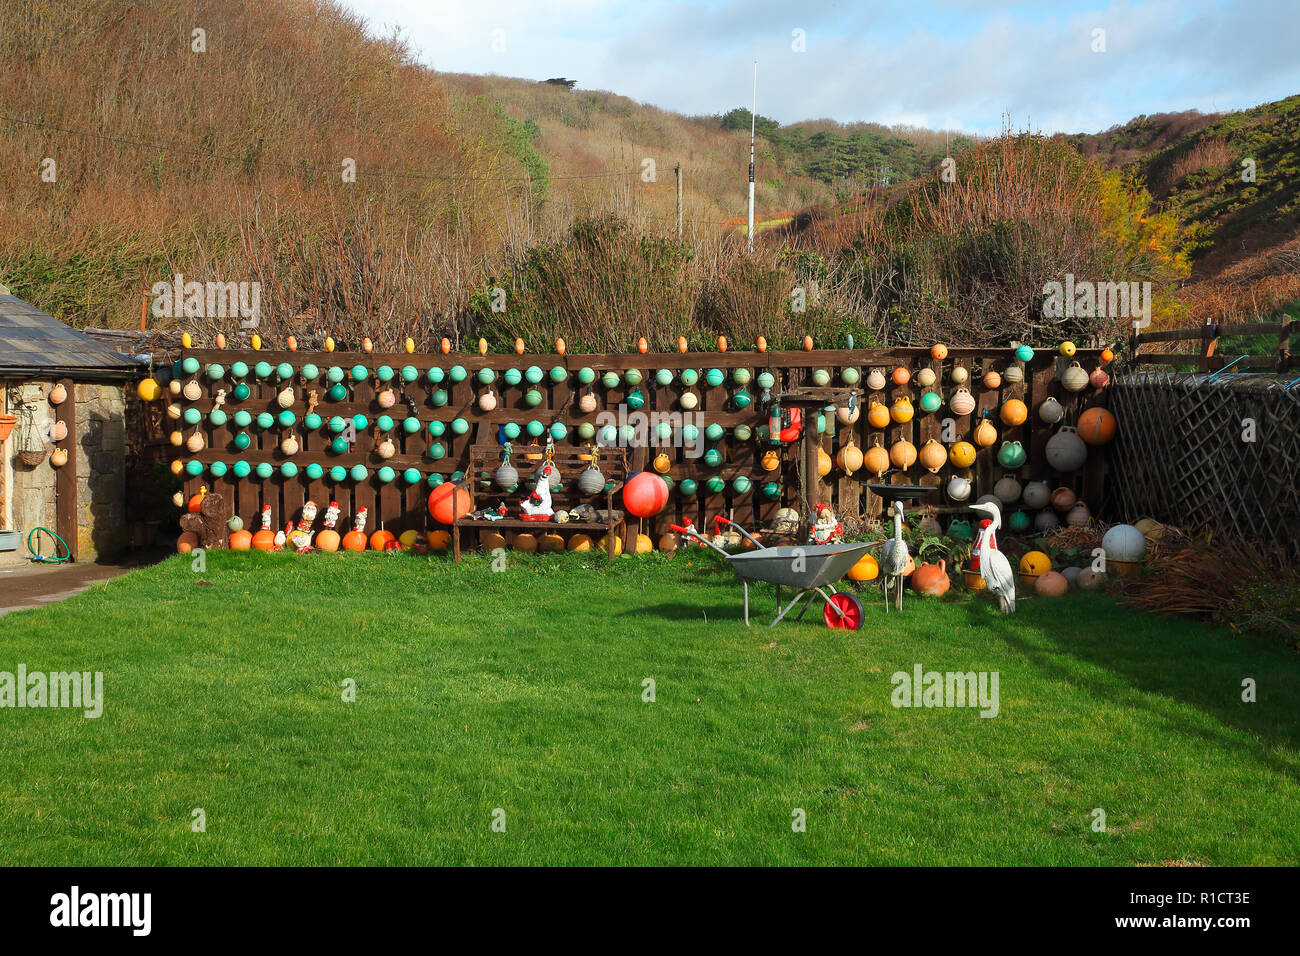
[747,60,756,254]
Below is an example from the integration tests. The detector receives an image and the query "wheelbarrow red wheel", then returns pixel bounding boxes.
[824,592,864,630]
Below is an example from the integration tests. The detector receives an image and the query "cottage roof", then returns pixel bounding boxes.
[0,294,138,379]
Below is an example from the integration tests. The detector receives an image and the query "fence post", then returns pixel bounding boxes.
[1198,320,1218,373]
[1279,315,1293,374]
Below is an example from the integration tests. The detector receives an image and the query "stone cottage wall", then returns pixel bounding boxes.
[75,382,128,559]
[1,378,127,564]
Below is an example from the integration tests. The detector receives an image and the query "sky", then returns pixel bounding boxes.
[342,0,1300,134]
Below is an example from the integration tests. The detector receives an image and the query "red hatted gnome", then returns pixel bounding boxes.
[322,501,341,534]
[287,500,318,553]
[809,504,843,545]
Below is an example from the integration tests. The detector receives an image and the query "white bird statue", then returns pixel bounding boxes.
[879,500,909,613]
[970,501,1016,614]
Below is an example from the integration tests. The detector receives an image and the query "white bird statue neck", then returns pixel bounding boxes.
[970,502,1016,614]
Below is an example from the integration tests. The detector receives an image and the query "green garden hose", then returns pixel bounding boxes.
[25,526,71,563]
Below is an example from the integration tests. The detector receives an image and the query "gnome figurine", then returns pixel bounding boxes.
[322,501,341,532]
[809,504,843,545]
[287,500,319,553]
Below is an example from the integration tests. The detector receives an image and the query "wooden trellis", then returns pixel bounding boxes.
[1104,370,1300,557]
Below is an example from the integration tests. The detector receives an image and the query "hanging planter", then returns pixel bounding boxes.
[15,404,47,466]
[0,414,16,443]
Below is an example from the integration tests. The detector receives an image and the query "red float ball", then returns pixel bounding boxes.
[623,471,669,518]
[428,483,472,525]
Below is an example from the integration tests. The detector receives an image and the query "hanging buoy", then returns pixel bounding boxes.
[756,335,767,353]
[440,338,451,354]
[802,335,814,351]
[717,335,728,353]
[405,338,416,354]
[677,335,688,353]
[478,337,488,355]
[250,333,261,350]
[325,336,336,352]
[215,332,227,349]
[363,337,374,353]
[287,335,298,351]
[182,332,193,349]
[555,338,566,355]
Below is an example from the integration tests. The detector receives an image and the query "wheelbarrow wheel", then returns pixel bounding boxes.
[823,592,864,630]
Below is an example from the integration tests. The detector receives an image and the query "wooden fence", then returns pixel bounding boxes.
[1130,316,1297,373]
[166,344,1110,548]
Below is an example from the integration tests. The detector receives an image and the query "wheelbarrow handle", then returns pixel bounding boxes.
[668,523,731,558]
[711,515,766,549]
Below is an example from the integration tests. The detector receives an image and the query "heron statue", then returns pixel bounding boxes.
[879,500,909,613]
[970,501,1016,614]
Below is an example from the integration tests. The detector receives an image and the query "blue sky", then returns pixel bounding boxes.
[343,0,1300,133]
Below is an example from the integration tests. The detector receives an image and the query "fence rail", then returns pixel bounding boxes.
[1130,316,1296,373]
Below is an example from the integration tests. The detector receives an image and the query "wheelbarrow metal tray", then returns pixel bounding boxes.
[726,542,873,588]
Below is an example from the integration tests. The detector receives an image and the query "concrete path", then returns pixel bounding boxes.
[0,554,162,617]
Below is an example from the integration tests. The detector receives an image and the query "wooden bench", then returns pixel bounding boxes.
[452,443,627,561]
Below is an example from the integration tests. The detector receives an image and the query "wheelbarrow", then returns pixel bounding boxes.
[669,517,873,629]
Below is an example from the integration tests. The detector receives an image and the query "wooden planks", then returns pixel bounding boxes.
[168,345,1110,541]
[54,378,77,561]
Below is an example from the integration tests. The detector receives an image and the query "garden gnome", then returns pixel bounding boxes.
[287,500,318,553]
[809,504,843,545]
[322,501,341,532]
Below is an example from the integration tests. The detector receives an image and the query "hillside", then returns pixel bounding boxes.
[1057,97,1300,324]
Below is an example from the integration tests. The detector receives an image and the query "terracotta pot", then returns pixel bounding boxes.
[963,569,986,590]
[0,414,17,443]
[48,382,68,405]
[911,559,950,597]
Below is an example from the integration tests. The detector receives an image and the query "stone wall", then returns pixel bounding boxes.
[1,378,127,564]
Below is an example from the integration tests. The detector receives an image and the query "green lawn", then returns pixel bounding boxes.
[0,548,1296,865]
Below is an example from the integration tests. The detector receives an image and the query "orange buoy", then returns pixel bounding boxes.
[514,337,525,355]
[342,529,367,552]
[677,335,688,353]
[429,483,472,524]
[1000,398,1028,426]
[636,336,648,354]
[229,529,253,551]
[1077,407,1118,445]
[316,529,340,552]
[177,532,199,554]
[251,529,276,551]
[756,336,767,353]
[555,338,566,355]
[440,337,451,354]
[802,335,814,351]
[369,529,397,551]
[287,335,298,351]
[1101,347,1114,363]
[717,335,728,353]
[891,366,911,386]
[931,343,948,361]
[362,337,373,353]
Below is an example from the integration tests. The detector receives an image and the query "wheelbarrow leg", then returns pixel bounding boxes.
[793,590,819,622]
[771,590,811,627]
[743,580,751,627]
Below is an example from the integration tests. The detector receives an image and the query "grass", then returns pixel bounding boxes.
[0,548,1296,866]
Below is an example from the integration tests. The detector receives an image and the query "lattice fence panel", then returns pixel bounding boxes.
[1105,370,1300,557]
